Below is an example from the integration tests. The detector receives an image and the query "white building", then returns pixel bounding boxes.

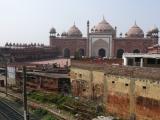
[123,53,160,68]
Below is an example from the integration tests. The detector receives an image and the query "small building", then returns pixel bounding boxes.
[123,53,160,67]
[16,71,71,94]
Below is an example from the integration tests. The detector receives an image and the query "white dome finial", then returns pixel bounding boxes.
[103,15,105,20]
[134,20,137,25]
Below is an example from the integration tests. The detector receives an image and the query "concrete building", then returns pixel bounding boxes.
[123,53,160,68]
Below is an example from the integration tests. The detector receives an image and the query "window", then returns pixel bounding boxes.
[143,86,146,89]
[135,57,141,62]
[125,83,129,86]
[112,81,115,84]
[79,74,82,78]
[147,58,156,64]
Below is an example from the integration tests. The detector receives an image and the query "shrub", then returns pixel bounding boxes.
[43,114,57,120]
[33,108,48,116]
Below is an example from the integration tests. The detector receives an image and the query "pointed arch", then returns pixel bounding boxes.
[64,48,70,58]
[98,48,106,57]
[117,49,124,58]
[78,48,85,57]
[133,49,140,53]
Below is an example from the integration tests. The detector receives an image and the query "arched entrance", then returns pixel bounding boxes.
[98,48,106,57]
[133,49,140,53]
[78,48,85,58]
[92,39,108,57]
[117,49,124,58]
[64,48,70,58]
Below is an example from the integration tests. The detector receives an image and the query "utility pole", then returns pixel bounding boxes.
[87,20,90,58]
[5,61,8,96]
[23,66,29,120]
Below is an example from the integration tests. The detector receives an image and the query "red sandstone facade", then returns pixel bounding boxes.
[50,19,159,58]
[113,38,156,57]
[0,44,58,62]
[50,37,87,57]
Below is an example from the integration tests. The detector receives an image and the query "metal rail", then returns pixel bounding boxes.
[0,111,10,120]
[0,99,24,120]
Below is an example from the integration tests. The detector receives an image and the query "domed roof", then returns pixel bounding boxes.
[148,26,159,33]
[67,24,82,37]
[92,18,115,33]
[50,27,56,34]
[126,22,144,38]
[61,31,68,37]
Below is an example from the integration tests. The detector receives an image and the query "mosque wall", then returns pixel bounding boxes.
[49,19,159,58]
[50,37,87,57]
[113,38,154,57]
[70,64,160,120]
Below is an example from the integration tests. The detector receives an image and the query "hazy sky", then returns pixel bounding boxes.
[0,0,159,46]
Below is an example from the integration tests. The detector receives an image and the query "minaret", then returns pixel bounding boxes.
[114,26,117,38]
[87,20,90,57]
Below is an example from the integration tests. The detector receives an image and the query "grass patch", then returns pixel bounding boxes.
[31,108,58,120]
[42,114,58,120]
[28,91,74,108]
[28,91,106,119]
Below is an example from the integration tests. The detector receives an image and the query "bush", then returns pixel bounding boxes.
[42,114,57,120]
[33,108,48,116]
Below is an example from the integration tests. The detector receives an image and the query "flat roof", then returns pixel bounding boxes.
[123,53,160,59]
[27,72,69,79]
[28,58,71,67]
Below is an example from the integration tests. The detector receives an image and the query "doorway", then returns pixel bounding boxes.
[98,48,106,57]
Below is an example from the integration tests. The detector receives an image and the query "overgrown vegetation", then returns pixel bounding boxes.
[28,91,74,109]
[28,91,106,119]
[31,108,58,120]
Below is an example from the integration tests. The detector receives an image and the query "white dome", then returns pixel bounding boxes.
[67,24,82,37]
[61,31,68,36]
[149,26,159,33]
[92,18,115,33]
[126,22,144,38]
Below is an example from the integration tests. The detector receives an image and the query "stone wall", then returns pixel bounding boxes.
[50,37,87,56]
[113,38,156,56]
[70,63,160,120]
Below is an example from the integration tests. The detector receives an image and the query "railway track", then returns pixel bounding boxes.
[0,99,24,120]
[0,110,10,120]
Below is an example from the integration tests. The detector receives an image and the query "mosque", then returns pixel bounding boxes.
[49,18,159,58]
